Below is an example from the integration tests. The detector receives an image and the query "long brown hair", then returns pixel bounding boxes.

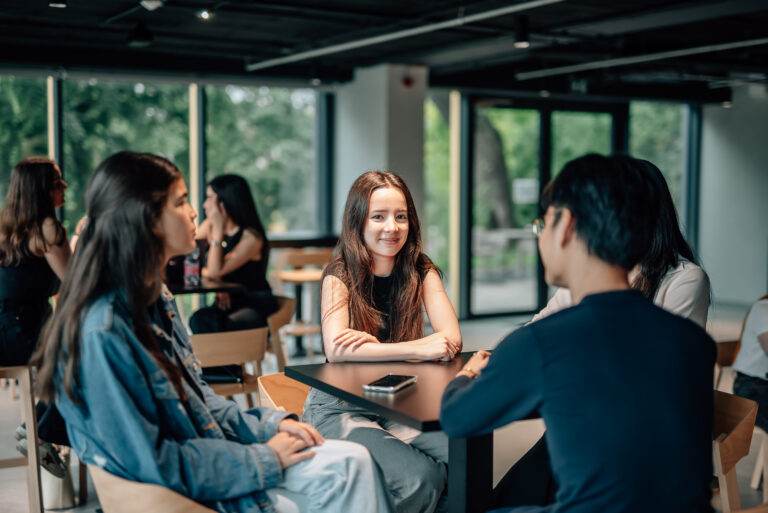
[34,152,186,403]
[0,157,64,266]
[323,171,436,342]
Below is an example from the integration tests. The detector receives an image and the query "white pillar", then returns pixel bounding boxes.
[334,64,428,229]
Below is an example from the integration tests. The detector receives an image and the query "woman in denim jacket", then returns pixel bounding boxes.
[33,151,394,513]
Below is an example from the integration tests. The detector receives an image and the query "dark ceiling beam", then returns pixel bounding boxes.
[561,0,768,37]
[397,0,768,75]
[516,36,768,80]
[245,0,566,72]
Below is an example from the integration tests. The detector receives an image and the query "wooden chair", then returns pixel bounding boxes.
[0,366,42,513]
[713,390,759,512]
[257,372,310,417]
[266,296,296,371]
[88,464,215,513]
[189,327,268,408]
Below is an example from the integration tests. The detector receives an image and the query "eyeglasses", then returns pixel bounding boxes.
[531,218,544,238]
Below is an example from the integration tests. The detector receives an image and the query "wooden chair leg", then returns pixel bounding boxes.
[751,430,764,490]
[719,467,742,513]
[245,393,255,409]
[78,460,88,504]
[18,368,43,513]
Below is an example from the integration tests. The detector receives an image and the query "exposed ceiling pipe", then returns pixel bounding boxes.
[516,37,768,81]
[245,0,565,72]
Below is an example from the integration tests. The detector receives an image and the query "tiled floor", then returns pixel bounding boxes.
[0,302,760,512]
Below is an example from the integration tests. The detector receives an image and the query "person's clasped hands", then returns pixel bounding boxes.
[267,418,325,469]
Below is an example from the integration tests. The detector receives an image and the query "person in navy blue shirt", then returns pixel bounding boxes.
[440,154,715,513]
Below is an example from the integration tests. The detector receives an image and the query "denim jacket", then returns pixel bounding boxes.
[55,286,295,513]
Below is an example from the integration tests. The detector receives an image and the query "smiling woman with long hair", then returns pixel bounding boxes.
[33,151,393,513]
[303,170,462,513]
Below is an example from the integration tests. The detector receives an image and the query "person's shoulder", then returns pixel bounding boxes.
[81,291,130,338]
[666,259,708,284]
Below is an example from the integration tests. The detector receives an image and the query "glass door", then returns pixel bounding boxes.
[471,106,540,314]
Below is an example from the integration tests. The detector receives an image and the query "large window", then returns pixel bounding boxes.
[630,101,685,210]
[0,75,47,205]
[205,85,316,234]
[62,78,189,232]
[423,94,450,275]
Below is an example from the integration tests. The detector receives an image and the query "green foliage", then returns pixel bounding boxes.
[423,98,450,272]
[0,76,47,202]
[551,111,611,176]
[205,86,316,233]
[62,79,190,232]
[480,108,540,227]
[629,101,684,209]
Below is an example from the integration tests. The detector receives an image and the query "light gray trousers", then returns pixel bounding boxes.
[303,388,448,513]
[266,439,395,513]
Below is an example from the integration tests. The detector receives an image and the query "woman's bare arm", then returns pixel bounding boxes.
[203,229,263,281]
[36,217,71,280]
[321,272,461,362]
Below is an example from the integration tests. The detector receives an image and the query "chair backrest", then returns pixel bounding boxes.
[257,372,310,417]
[713,390,758,475]
[267,296,296,371]
[275,247,333,270]
[88,464,215,513]
[189,327,268,368]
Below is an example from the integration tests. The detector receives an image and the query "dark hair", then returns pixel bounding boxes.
[630,159,697,299]
[0,157,64,266]
[324,171,436,342]
[34,151,186,403]
[209,174,269,262]
[541,154,655,271]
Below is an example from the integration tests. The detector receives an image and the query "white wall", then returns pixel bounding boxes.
[334,64,428,230]
[699,85,768,305]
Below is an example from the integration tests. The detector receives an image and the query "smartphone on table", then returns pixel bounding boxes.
[363,374,417,393]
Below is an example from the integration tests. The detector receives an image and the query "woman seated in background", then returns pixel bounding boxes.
[33,151,394,513]
[0,156,70,477]
[190,174,277,334]
[531,158,710,328]
[303,170,462,513]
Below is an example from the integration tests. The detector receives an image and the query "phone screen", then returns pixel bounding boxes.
[367,374,415,388]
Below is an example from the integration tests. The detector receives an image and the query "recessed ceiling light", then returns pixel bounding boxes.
[49,0,67,7]
[197,9,213,20]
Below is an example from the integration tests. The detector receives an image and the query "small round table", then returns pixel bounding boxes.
[277,268,323,356]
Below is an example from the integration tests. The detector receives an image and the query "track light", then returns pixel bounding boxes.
[49,0,67,7]
[127,23,154,48]
[197,9,213,20]
[514,15,530,49]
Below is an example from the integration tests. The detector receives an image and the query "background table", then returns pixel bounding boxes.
[286,353,493,513]
[167,278,245,295]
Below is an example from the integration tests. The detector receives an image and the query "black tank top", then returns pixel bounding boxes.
[217,228,271,294]
[0,255,59,307]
